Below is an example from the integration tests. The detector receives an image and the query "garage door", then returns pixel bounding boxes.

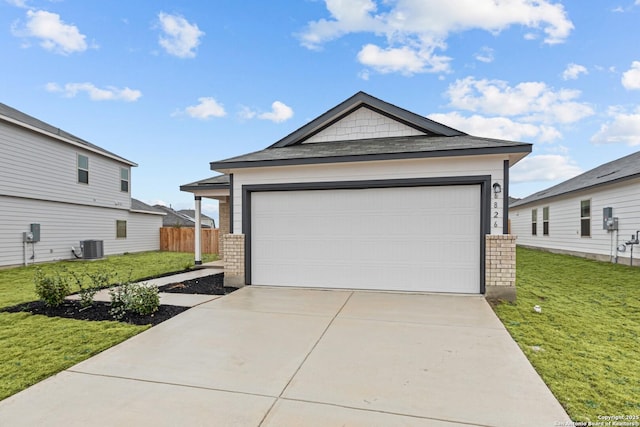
[250,185,481,293]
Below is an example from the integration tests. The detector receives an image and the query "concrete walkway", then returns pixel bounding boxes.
[0,287,571,426]
[67,266,224,307]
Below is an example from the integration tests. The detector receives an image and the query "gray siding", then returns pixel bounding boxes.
[511,178,640,263]
[0,196,161,267]
[0,122,131,209]
[0,117,161,267]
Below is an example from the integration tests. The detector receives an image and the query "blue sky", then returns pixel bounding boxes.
[2,0,640,221]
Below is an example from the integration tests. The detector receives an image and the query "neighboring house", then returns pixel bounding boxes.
[510,150,640,265]
[182,92,531,299]
[178,210,216,228]
[0,102,164,267]
[153,205,212,228]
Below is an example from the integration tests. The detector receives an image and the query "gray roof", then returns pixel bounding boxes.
[153,205,211,228]
[178,210,216,227]
[180,174,230,191]
[210,134,531,170]
[130,198,164,214]
[0,102,136,166]
[511,150,640,208]
[209,91,531,171]
[269,91,465,148]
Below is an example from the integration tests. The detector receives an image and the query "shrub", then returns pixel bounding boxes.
[109,282,160,320]
[34,268,71,307]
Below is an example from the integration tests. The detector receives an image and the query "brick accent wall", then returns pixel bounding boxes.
[485,234,517,301]
[218,198,230,257]
[223,233,244,287]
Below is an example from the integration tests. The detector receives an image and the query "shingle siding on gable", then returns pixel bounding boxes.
[510,178,640,263]
[303,107,425,144]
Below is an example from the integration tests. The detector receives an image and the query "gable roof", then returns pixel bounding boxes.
[511,150,640,208]
[210,91,531,172]
[0,102,137,166]
[270,91,464,148]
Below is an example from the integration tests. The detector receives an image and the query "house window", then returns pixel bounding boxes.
[77,154,89,184]
[580,200,591,237]
[543,207,549,236]
[532,209,537,236]
[116,220,127,238]
[120,168,129,192]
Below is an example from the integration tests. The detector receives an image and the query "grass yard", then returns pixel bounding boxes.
[493,247,640,422]
[0,251,216,401]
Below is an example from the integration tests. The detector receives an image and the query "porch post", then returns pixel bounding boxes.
[194,196,202,265]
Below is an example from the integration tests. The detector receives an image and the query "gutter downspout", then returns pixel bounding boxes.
[194,196,202,265]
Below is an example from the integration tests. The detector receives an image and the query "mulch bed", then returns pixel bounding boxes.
[158,272,237,295]
[1,273,236,326]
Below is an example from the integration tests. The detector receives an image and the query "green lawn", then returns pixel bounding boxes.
[493,247,640,422]
[0,251,216,401]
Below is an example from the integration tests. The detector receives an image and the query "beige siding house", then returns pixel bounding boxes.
[183,92,532,300]
[510,150,640,265]
[0,102,163,267]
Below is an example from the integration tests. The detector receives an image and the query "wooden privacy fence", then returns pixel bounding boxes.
[160,227,219,255]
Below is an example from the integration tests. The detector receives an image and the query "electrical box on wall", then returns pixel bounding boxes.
[23,232,34,243]
[30,223,41,242]
[603,208,618,231]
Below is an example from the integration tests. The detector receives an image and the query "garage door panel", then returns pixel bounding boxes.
[251,185,481,293]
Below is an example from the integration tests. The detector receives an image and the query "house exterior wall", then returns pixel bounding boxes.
[0,196,161,267]
[0,116,161,267]
[229,154,509,236]
[510,178,640,264]
[303,107,425,144]
[0,122,131,209]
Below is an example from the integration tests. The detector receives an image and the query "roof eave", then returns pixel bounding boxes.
[0,114,138,167]
[269,92,466,148]
[511,173,640,209]
[210,144,532,172]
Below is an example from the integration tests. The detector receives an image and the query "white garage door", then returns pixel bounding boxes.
[250,185,480,293]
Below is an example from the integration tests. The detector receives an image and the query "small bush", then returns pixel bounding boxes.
[34,268,71,307]
[109,282,160,320]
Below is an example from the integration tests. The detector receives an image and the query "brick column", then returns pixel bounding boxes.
[485,235,517,302]
[218,197,230,257]
[223,234,244,287]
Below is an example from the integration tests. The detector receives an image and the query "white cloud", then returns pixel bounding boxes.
[474,46,494,63]
[12,10,88,55]
[299,0,573,74]
[157,12,204,58]
[510,154,583,183]
[6,0,29,8]
[591,108,640,146]
[428,112,561,142]
[562,63,588,80]
[621,61,640,90]
[179,97,226,120]
[240,101,294,123]
[445,77,594,124]
[46,82,141,102]
[258,101,294,123]
[357,43,450,75]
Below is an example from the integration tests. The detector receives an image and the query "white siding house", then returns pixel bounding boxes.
[0,102,163,267]
[184,92,532,299]
[510,151,640,265]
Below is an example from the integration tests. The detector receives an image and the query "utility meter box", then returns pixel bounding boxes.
[30,223,41,242]
[23,231,34,243]
[603,208,618,231]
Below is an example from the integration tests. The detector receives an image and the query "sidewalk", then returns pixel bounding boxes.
[66,264,224,308]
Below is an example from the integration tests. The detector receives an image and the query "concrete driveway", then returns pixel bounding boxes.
[0,287,570,426]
